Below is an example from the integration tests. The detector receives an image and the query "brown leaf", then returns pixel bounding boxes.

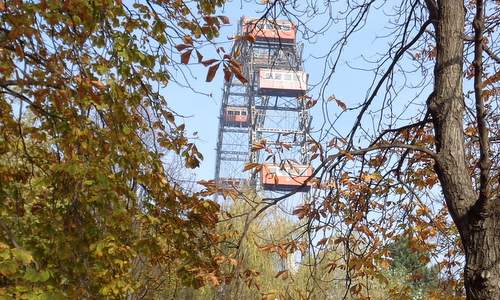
[292,204,309,219]
[328,138,337,148]
[217,46,226,54]
[206,273,220,286]
[90,80,106,90]
[182,35,193,45]
[316,238,329,246]
[275,270,289,280]
[218,15,230,24]
[201,59,218,67]
[281,143,292,150]
[203,16,217,25]
[341,150,354,160]
[243,162,262,172]
[196,50,203,63]
[181,50,192,64]
[228,58,242,68]
[482,70,500,87]
[230,65,248,84]
[175,44,191,51]
[305,99,318,109]
[335,99,347,111]
[206,62,220,82]
[251,140,266,152]
[223,66,232,82]
[481,87,500,99]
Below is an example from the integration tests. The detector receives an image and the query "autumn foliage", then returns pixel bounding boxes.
[0,0,228,298]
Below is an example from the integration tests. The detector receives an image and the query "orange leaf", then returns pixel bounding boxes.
[234,34,256,43]
[90,80,106,90]
[243,34,256,43]
[341,150,354,160]
[482,70,500,87]
[243,162,262,172]
[251,140,266,152]
[233,46,241,58]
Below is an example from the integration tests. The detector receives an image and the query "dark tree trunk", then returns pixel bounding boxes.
[462,212,500,299]
[428,0,500,299]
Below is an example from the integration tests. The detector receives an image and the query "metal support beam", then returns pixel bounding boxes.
[214,17,310,193]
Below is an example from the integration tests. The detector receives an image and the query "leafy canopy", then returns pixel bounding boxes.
[0,0,230,298]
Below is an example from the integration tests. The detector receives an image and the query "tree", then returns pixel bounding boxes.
[385,238,439,299]
[426,2,499,298]
[0,0,233,298]
[181,193,353,300]
[225,1,499,299]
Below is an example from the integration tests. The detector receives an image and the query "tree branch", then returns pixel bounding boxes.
[0,86,63,120]
[424,0,439,23]
[347,19,433,147]
[370,114,431,147]
[472,0,491,205]
[463,34,500,64]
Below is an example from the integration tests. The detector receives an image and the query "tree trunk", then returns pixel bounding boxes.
[462,210,500,299]
[428,0,500,299]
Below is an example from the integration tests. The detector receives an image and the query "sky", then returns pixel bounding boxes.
[165,0,428,182]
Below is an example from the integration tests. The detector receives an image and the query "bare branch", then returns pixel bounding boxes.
[472,0,491,205]
[347,19,433,147]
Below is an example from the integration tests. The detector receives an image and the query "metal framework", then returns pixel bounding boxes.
[214,17,310,190]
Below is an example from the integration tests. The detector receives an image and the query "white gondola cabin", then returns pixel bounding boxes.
[258,69,307,97]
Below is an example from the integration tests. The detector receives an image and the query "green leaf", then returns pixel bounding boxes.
[36,291,68,300]
[11,248,32,265]
[23,267,50,282]
[0,261,18,276]
[122,126,131,135]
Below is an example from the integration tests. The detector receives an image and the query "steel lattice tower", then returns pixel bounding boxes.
[214,17,310,191]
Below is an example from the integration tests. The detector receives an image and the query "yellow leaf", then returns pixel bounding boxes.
[12,248,33,265]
